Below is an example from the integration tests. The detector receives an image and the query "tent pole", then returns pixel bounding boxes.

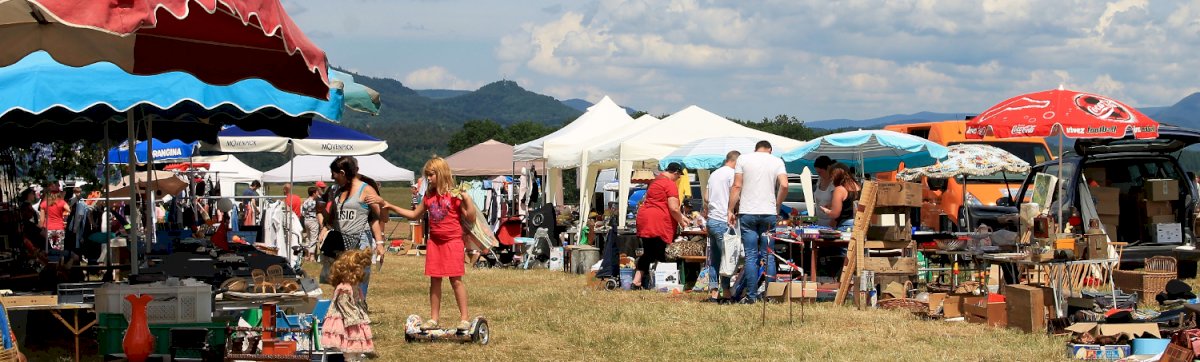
[145,116,157,263]
[104,119,113,280]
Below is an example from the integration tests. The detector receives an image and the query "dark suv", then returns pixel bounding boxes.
[1007,125,1200,267]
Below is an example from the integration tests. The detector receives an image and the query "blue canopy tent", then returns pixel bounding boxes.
[0,51,374,274]
[107,139,199,164]
[780,129,949,175]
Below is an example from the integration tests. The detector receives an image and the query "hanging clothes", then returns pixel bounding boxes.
[676,168,692,200]
[262,202,303,270]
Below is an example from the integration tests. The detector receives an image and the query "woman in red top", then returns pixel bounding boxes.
[38,183,70,254]
[632,162,688,289]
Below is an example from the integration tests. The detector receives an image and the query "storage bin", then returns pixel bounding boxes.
[95,283,213,323]
[97,313,232,356]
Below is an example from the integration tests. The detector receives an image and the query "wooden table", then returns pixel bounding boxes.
[8,303,95,362]
[975,255,1119,317]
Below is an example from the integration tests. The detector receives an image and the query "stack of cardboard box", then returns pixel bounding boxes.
[1142,179,1181,244]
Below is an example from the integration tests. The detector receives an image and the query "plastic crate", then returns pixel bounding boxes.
[97,313,231,357]
[95,283,212,323]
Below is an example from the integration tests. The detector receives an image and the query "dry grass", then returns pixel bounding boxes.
[303,256,1071,362]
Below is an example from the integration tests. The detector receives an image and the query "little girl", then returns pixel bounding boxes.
[372,156,478,332]
[320,250,374,360]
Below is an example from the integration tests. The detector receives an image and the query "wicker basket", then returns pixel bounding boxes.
[878,298,930,317]
[936,239,966,251]
[0,348,17,362]
[1113,256,1177,305]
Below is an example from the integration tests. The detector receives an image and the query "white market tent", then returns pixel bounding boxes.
[586,105,805,227]
[514,96,637,205]
[262,154,415,183]
[188,155,264,197]
[572,114,660,217]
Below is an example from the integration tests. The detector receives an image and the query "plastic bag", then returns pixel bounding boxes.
[692,266,713,292]
[720,227,743,277]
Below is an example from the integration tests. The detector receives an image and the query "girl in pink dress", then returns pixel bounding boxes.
[372,156,478,332]
[321,250,374,360]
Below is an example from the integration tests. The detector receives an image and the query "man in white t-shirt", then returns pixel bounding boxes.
[727,141,788,303]
[702,150,739,303]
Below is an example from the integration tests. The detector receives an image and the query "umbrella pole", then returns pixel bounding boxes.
[962,176,971,231]
[104,120,113,280]
[1057,133,1064,234]
[126,109,140,276]
[146,118,157,264]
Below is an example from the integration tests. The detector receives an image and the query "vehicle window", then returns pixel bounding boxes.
[785,184,805,202]
[1016,162,1075,209]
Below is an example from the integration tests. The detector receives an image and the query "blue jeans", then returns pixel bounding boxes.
[735,214,777,301]
[353,231,374,298]
[705,219,731,293]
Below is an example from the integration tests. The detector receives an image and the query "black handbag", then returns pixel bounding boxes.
[320,197,345,258]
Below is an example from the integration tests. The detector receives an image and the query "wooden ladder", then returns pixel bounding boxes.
[834,181,879,306]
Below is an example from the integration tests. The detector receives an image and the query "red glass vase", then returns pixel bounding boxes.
[122,294,155,362]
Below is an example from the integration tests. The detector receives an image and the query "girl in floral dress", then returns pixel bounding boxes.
[321,250,374,360]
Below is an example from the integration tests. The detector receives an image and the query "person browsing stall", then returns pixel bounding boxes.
[369,156,478,332]
[727,141,787,304]
[703,150,739,303]
[632,162,689,290]
[822,163,860,230]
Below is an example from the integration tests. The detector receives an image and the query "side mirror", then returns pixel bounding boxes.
[996,197,1014,207]
[927,178,949,192]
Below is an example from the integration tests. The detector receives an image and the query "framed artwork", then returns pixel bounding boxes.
[1030,172,1059,212]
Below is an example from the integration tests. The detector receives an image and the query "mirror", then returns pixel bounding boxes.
[995,197,1014,207]
[927,178,949,192]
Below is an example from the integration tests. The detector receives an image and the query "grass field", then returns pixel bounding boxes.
[300,256,1072,362]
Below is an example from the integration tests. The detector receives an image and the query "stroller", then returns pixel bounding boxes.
[472,216,522,268]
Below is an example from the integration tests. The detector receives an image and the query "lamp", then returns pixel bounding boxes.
[631,161,655,184]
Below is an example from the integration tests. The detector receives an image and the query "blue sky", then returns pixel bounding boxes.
[283,0,1200,121]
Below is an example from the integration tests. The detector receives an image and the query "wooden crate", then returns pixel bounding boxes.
[861,256,917,275]
[1,294,58,307]
[1005,284,1055,333]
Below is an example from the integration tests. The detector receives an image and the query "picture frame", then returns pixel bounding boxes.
[1031,172,1058,213]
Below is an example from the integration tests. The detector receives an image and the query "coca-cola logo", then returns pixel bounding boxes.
[1074,94,1134,123]
[1010,125,1037,135]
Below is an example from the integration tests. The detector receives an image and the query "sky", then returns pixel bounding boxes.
[283,0,1200,122]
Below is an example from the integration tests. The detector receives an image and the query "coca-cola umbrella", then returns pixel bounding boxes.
[965,86,1160,236]
[0,0,329,99]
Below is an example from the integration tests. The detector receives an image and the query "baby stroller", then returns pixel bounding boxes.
[472,216,522,268]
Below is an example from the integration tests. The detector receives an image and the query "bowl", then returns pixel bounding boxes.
[936,239,966,251]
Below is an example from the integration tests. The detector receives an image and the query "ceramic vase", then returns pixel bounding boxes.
[122,294,155,362]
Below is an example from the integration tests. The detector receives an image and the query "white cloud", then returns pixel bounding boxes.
[402,66,482,90]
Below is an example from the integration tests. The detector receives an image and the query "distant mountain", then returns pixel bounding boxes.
[435,80,582,125]
[559,98,641,115]
[806,111,972,130]
[417,89,471,100]
[1150,92,1200,129]
[1140,106,1169,118]
[561,98,592,112]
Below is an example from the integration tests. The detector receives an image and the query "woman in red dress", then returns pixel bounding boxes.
[632,162,688,289]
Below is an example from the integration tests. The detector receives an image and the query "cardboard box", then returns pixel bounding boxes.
[1065,322,1160,340]
[943,294,971,318]
[1146,179,1179,201]
[1151,223,1183,244]
[765,281,818,301]
[866,225,911,242]
[964,298,1007,327]
[1089,186,1121,215]
[927,292,948,315]
[1083,168,1107,185]
[861,256,917,275]
[1066,344,1131,360]
[875,182,922,207]
[1005,284,1055,333]
[653,263,680,288]
[1143,201,1173,216]
[1147,215,1175,224]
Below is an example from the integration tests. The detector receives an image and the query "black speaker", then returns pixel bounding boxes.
[526,204,558,245]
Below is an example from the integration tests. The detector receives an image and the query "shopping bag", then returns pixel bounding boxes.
[692,266,713,292]
[720,227,743,277]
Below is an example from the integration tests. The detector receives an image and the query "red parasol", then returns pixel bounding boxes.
[1,0,329,99]
[965,87,1159,140]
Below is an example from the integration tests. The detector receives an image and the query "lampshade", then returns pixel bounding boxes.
[631,169,656,184]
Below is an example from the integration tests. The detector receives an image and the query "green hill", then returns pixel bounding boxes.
[237,74,583,173]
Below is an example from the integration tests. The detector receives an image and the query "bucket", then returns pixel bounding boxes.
[619,268,634,290]
[1132,338,1170,355]
[570,246,601,274]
